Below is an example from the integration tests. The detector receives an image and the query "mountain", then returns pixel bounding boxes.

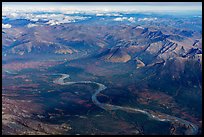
[2,6,202,135]
[2,23,202,78]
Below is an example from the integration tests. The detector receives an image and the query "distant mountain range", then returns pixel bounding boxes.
[3,22,202,66]
[2,13,202,91]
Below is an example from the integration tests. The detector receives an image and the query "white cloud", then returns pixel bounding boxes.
[44,16,89,26]
[128,17,135,23]
[113,17,128,21]
[96,13,122,17]
[96,13,104,16]
[30,18,39,22]
[2,10,90,26]
[136,26,144,29]
[113,17,135,23]
[138,17,157,21]
[46,20,61,26]
[2,24,12,28]
[27,23,38,28]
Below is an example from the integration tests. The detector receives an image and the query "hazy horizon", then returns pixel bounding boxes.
[2,2,202,13]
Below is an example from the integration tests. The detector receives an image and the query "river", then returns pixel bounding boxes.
[53,74,198,135]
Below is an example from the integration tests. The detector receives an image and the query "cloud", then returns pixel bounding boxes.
[2,10,91,26]
[113,17,128,21]
[30,18,39,22]
[2,24,12,28]
[96,13,104,16]
[136,26,144,29]
[46,20,61,26]
[27,23,38,28]
[45,16,89,26]
[96,13,122,17]
[138,17,157,21]
[113,17,135,23]
[128,17,135,23]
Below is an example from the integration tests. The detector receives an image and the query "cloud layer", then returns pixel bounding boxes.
[3,10,90,26]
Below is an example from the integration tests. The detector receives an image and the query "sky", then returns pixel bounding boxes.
[2,2,202,12]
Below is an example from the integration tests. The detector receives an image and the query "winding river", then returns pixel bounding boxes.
[53,74,198,135]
